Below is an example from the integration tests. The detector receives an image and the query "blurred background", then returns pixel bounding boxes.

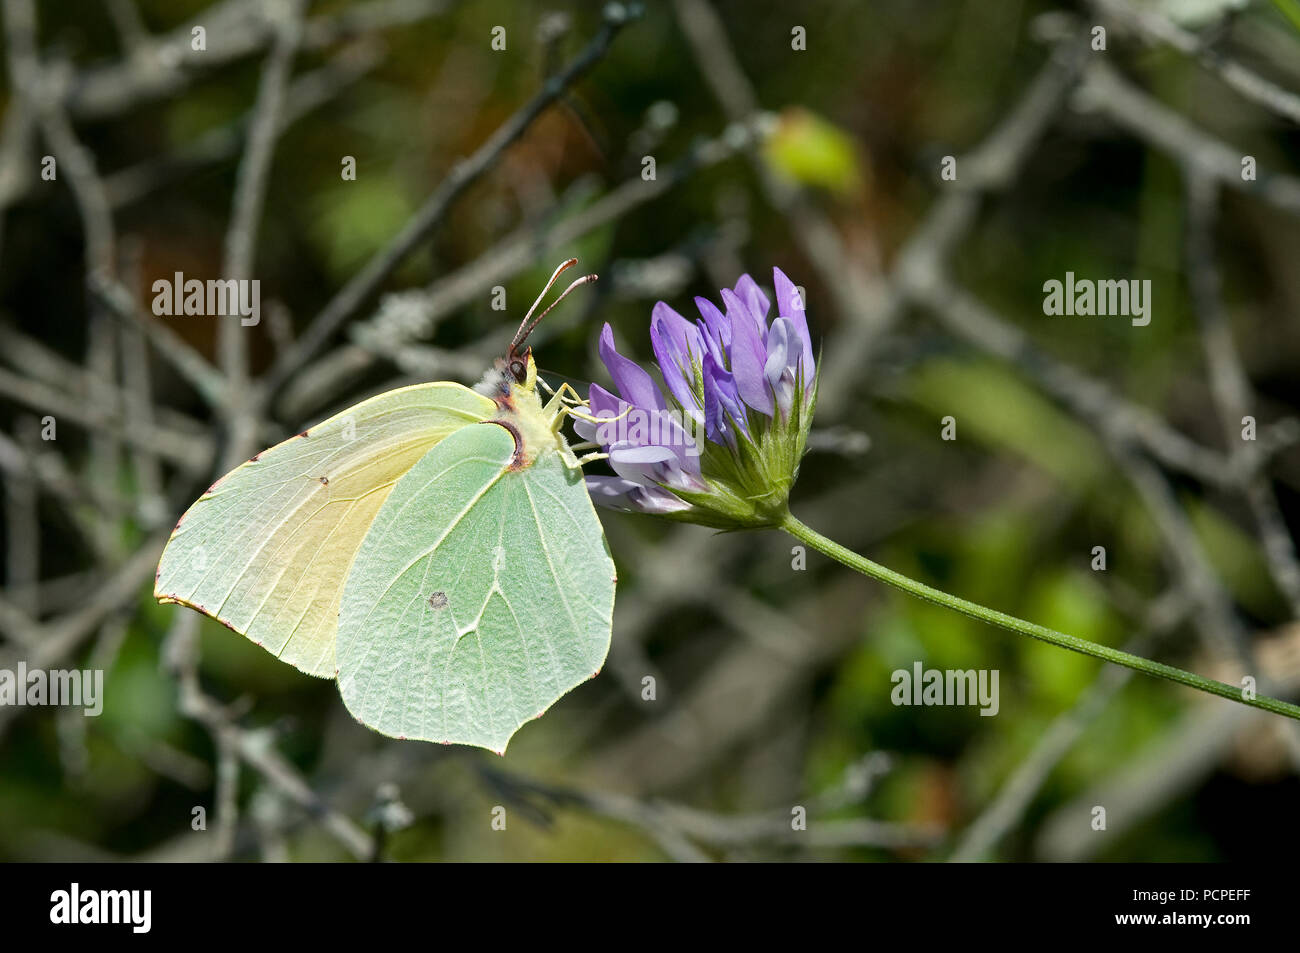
[2,0,1300,861]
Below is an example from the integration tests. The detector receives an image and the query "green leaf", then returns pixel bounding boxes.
[336,423,616,754]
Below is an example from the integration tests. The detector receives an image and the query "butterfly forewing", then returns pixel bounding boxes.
[154,382,494,677]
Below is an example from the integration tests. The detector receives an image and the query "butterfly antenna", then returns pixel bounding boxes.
[509,266,598,356]
[511,259,576,357]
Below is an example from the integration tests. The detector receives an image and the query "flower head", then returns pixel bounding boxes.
[579,267,817,528]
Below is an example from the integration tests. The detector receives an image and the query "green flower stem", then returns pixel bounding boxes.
[779,512,1300,721]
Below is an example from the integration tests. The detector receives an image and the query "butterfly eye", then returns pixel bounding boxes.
[509,359,526,382]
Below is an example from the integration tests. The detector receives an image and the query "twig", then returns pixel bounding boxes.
[212,731,241,861]
[0,536,167,742]
[102,38,385,209]
[65,0,452,121]
[1081,59,1300,215]
[104,0,149,54]
[1184,169,1300,616]
[0,431,125,552]
[30,77,116,279]
[90,274,228,408]
[1033,652,1300,861]
[0,91,35,256]
[1089,0,1300,126]
[949,590,1187,861]
[823,38,1088,415]
[219,0,307,468]
[2,426,39,618]
[117,244,168,529]
[175,669,375,860]
[221,0,306,390]
[903,271,1233,487]
[672,0,889,406]
[0,364,210,470]
[278,116,766,420]
[479,763,940,861]
[0,321,208,437]
[263,4,639,396]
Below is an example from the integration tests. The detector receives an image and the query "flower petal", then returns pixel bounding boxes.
[764,316,797,416]
[610,444,705,492]
[694,296,731,349]
[651,302,703,363]
[734,273,771,326]
[599,323,666,413]
[726,295,775,416]
[721,287,766,342]
[586,383,703,474]
[575,383,627,444]
[773,267,814,389]
[588,382,625,419]
[650,315,703,422]
[703,352,750,446]
[585,475,691,515]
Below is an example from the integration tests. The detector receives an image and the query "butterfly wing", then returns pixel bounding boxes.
[155,382,494,677]
[336,422,616,753]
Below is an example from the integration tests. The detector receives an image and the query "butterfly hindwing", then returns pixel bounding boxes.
[336,421,616,753]
[154,382,494,677]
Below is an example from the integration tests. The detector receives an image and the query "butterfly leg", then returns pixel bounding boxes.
[557,403,629,429]
[558,445,608,470]
[539,379,590,403]
[550,382,629,431]
[543,381,589,420]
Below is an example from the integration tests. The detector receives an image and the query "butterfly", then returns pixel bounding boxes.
[155,260,616,754]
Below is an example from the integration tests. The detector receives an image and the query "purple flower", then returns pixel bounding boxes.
[582,268,817,527]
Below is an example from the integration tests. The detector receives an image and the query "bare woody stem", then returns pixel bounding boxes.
[779,512,1300,722]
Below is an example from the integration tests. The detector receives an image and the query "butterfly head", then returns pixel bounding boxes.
[477,259,596,402]
[505,346,538,392]
[479,346,537,400]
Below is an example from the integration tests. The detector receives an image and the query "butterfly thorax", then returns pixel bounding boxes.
[475,351,571,470]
